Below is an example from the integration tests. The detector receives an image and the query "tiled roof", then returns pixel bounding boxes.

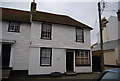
[92,39,120,51]
[1,7,92,30]
[1,7,30,23]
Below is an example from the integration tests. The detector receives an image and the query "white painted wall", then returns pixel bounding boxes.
[29,48,66,75]
[29,48,92,75]
[2,19,92,74]
[102,27,109,43]
[2,21,31,70]
[30,21,91,49]
[104,50,116,65]
[97,16,118,43]
[105,16,118,41]
[29,21,92,75]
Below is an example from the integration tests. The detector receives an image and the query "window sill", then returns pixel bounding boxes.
[40,65,52,66]
[8,31,20,33]
[41,38,52,40]
[76,64,91,67]
[76,41,84,43]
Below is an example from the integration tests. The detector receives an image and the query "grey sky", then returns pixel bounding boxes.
[1,1,118,45]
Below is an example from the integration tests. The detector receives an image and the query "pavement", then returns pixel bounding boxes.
[2,72,100,81]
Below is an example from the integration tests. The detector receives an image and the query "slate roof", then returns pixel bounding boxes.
[1,7,92,30]
[92,39,120,51]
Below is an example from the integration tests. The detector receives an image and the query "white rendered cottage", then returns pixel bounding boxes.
[1,2,93,75]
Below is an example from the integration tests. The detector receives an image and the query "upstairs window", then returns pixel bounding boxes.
[41,23,52,40]
[8,22,20,33]
[76,28,84,42]
[40,48,52,66]
[75,50,90,66]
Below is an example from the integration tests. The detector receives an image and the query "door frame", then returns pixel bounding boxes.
[66,51,74,72]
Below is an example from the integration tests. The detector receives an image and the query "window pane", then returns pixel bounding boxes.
[76,51,80,58]
[41,58,50,65]
[75,50,90,66]
[84,58,89,64]
[76,29,82,35]
[40,48,52,66]
[80,58,84,64]
[85,51,88,57]
[76,58,80,64]
[8,22,20,32]
[41,49,51,57]
[41,23,52,39]
[80,53,84,58]
[77,35,83,41]
[76,28,84,42]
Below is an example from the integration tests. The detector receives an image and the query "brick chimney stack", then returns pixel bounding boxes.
[30,0,37,12]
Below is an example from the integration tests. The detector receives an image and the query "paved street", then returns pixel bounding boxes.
[2,72,100,81]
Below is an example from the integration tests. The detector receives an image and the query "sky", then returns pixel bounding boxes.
[0,0,119,45]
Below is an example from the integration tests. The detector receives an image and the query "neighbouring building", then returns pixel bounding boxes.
[117,1,120,66]
[1,1,93,77]
[92,1,120,71]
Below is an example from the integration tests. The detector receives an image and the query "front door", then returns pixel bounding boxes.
[92,56,101,72]
[66,52,74,72]
[2,44,11,68]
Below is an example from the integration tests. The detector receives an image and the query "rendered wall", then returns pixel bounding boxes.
[106,16,118,41]
[104,50,116,65]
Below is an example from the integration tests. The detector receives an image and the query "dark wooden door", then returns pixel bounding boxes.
[2,44,11,68]
[92,56,101,72]
[66,52,74,72]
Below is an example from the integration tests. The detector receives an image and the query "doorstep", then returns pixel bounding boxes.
[65,72,76,75]
[2,67,12,80]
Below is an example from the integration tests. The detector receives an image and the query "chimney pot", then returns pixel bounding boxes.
[31,2,37,12]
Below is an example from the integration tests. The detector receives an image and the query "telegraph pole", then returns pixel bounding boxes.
[98,2,104,72]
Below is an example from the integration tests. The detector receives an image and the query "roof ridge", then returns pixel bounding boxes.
[67,16,91,28]
[1,7,68,17]
[36,10,70,18]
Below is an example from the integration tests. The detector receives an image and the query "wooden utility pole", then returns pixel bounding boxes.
[98,2,104,72]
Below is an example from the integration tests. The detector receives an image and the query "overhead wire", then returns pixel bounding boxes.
[105,2,118,9]
[103,2,118,13]
[94,0,118,45]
